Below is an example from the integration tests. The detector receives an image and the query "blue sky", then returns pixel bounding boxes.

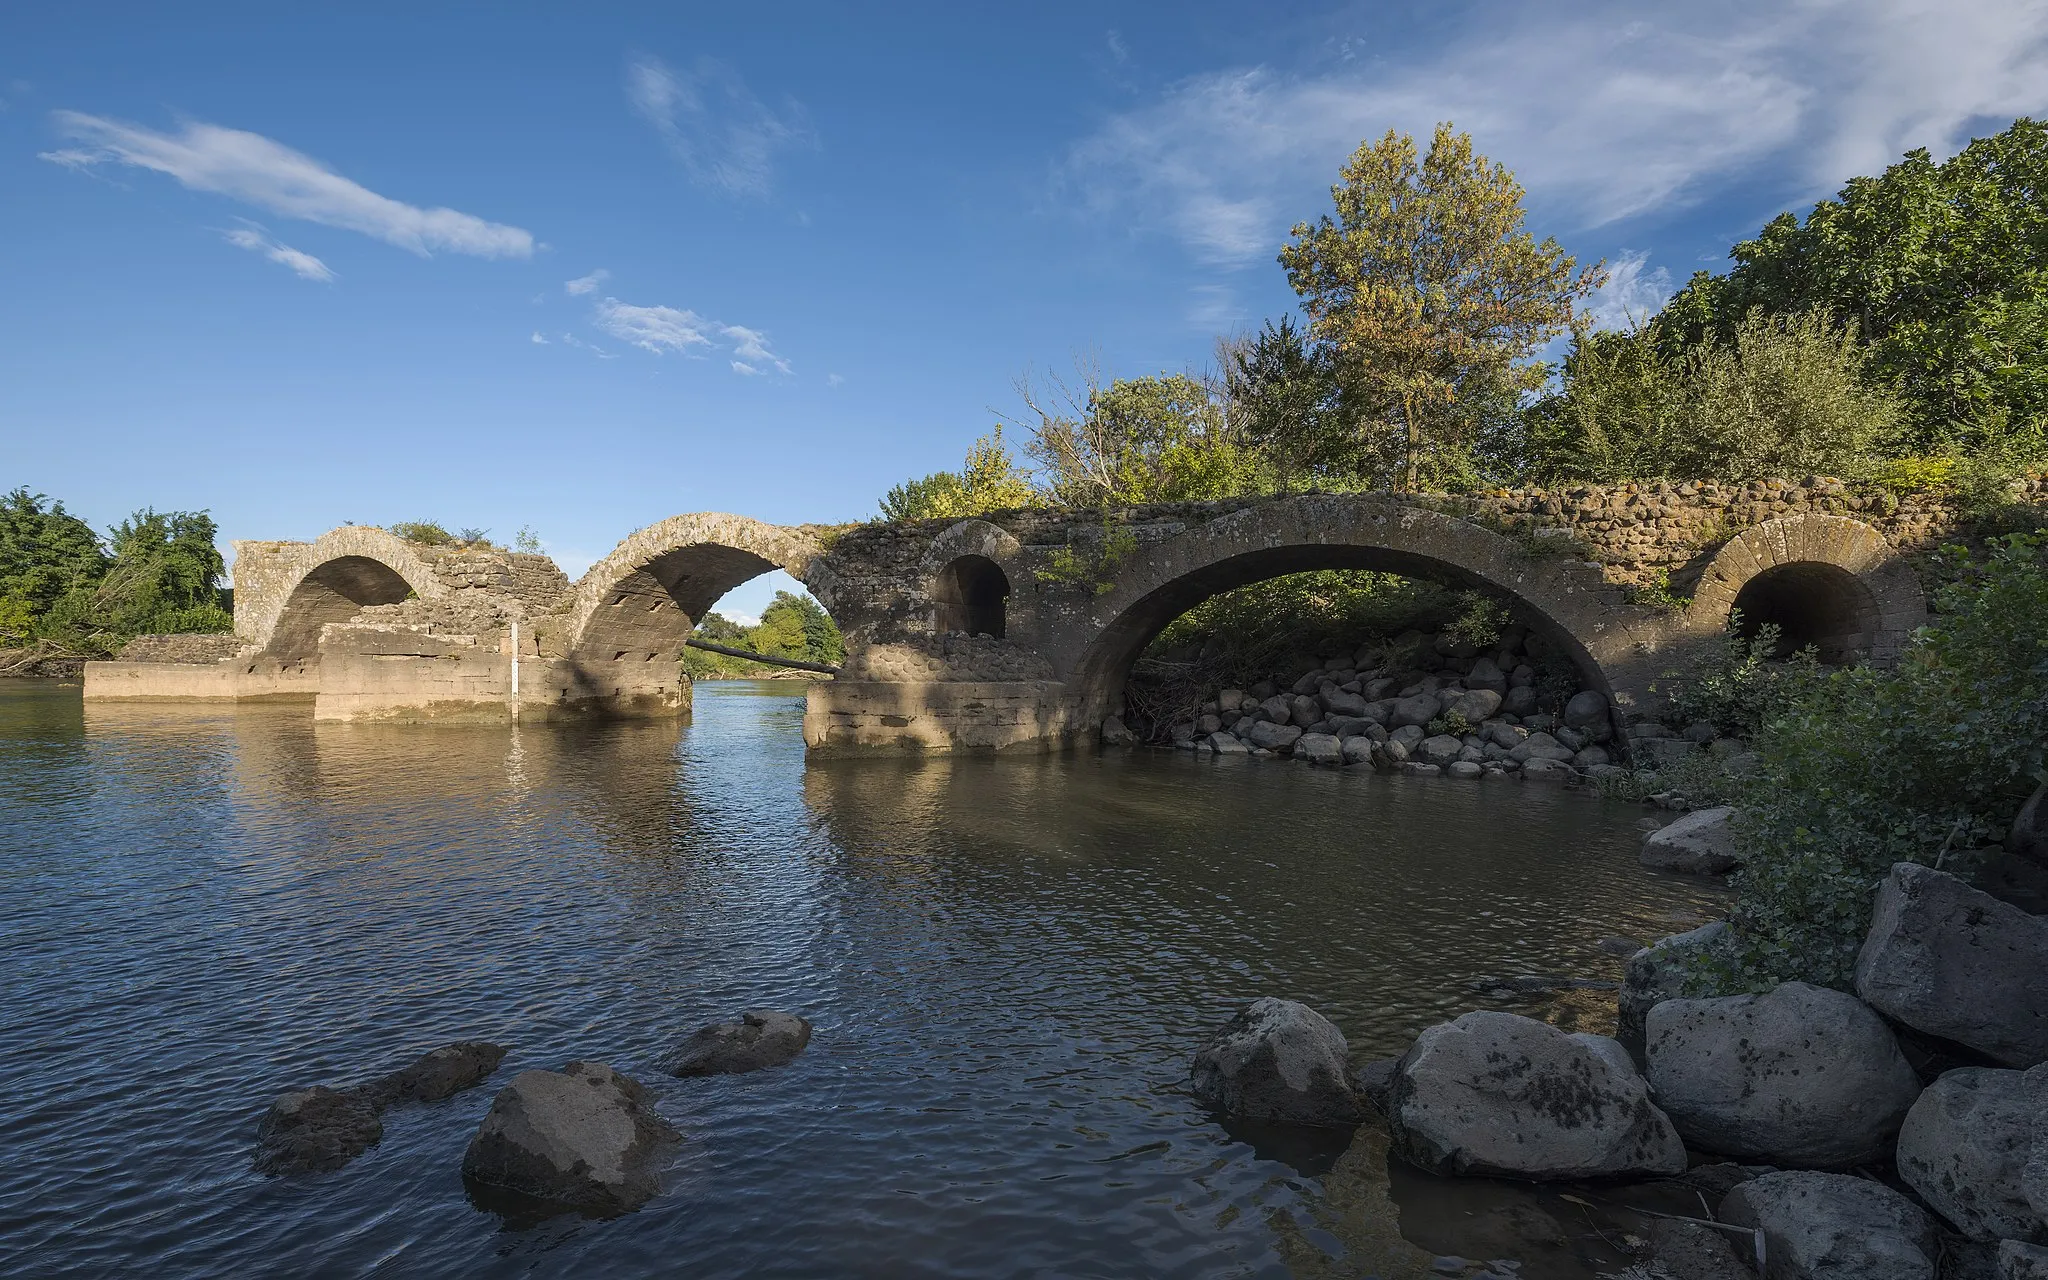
[4,1,2045,620]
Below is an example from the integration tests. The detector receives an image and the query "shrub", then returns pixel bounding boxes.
[1705,533,2048,993]
[880,428,1037,520]
[389,520,455,546]
[1664,616,1823,738]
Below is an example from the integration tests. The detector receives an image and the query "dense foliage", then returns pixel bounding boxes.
[879,430,1036,521]
[683,591,844,677]
[1704,534,2048,992]
[1,490,232,655]
[1020,372,1255,506]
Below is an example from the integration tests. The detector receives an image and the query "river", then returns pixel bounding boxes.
[0,678,1725,1278]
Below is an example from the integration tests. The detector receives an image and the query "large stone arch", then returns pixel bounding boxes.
[243,527,448,660]
[1686,512,1926,663]
[563,513,831,663]
[1051,496,1669,734]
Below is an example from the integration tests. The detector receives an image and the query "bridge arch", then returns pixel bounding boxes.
[247,527,448,660]
[1685,513,1926,663]
[564,513,831,663]
[1056,496,1666,734]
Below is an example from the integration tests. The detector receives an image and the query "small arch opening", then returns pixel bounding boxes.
[1732,562,1881,664]
[266,555,417,659]
[934,555,1010,639]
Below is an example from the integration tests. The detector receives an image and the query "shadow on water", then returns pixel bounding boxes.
[2,679,1728,1279]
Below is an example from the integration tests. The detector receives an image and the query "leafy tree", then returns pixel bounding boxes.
[880,428,1037,520]
[0,489,108,641]
[1528,309,1906,482]
[1660,117,2048,453]
[1278,123,1604,490]
[39,509,232,646]
[1020,370,1255,506]
[1220,317,1346,491]
[748,590,844,666]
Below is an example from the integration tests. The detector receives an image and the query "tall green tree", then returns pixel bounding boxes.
[879,428,1037,520]
[1020,370,1254,506]
[1659,117,2048,452]
[1278,123,1604,490]
[0,489,108,641]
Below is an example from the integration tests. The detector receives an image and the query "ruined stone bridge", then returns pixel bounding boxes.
[86,478,1976,755]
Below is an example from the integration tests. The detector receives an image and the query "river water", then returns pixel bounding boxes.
[0,678,1725,1279]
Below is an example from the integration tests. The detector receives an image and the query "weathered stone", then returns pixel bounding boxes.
[1570,745,1611,769]
[1465,656,1507,693]
[1391,694,1441,728]
[1418,733,1463,766]
[1322,689,1370,718]
[1563,690,1608,729]
[1210,732,1250,755]
[1639,806,1741,875]
[1856,862,2048,1068]
[1244,720,1303,752]
[1388,1012,1684,1181]
[1520,757,1574,782]
[1101,716,1135,745]
[1217,688,1246,713]
[2005,1241,2048,1280]
[1445,688,1502,724]
[669,1010,812,1076]
[253,1086,384,1175]
[1646,982,1920,1167]
[1389,723,1425,751]
[383,1041,509,1103]
[1402,761,1443,776]
[1896,1067,2045,1243]
[1340,735,1374,765]
[1447,760,1483,779]
[1509,732,1575,763]
[462,1062,679,1218]
[1502,685,1539,717]
[1289,694,1322,727]
[1720,1170,1937,1280]
[1258,694,1293,724]
[1647,1217,1751,1280]
[1190,998,1362,1126]
[1294,732,1343,766]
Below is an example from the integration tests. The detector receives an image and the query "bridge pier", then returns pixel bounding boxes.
[803,680,1074,754]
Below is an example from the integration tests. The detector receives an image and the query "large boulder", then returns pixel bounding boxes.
[1619,921,1726,1045]
[1856,862,2048,1068]
[1322,689,1370,718]
[1417,734,1463,767]
[462,1062,679,1218]
[1508,732,1575,764]
[1639,806,1741,875]
[1289,694,1322,727]
[1390,694,1441,728]
[669,1010,813,1076]
[1294,732,1343,766]
[1100,716,1136,746]
[1898,1067,2044,1242]
[1190,998,1362,1126]
[383,1041,509,1103]
[1244,720,1303,752]
[1465,656,1507,693]
[1563,690,1609,730]
[2007,1242,2048,1280]
[1720,1170,1938,1280]
[1445,688,1502,724]
[1645,982,1920,1167]
[253,1086,384,1175]
[1386,1011,1685,1181]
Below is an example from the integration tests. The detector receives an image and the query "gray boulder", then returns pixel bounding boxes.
[1244,720,1303,752]
[253,1086,384,1175]
[1446,688,1502,723]
[1520,757,1574,783]
[462,1062,679,1218]
[1258,694,1293,723]
[1896,1067,2045,1242]
[384,1041,509,1103]
[1390,693,1440,728]
[1571,745,1612,769]
[1563,689,1608,729]
[1289,694,1322,727]
[1101,716,1135,745]
[1639,806,1741,875]
[1646,981,1920,1167]
[1210,733,1249,755]
[1619,921,1726,1045]
[2006,1242,2048,1280]
[670,1010,812,1076]
[1386,1011,1685,1181]
[1190,998,1362,1126]
[1720,1170,1937,1279]
[1856,862,2048,1068]
[1509,732,1575,764]
[1340,735,1374,766]
[1322,690,1370,718]
[1484,721,1526,750]
[1294,732,1343,766]
[1447,760,1483,779]
[1465,656,1507,692]
[1502,685,1539,716]
[1418,734,1463,766]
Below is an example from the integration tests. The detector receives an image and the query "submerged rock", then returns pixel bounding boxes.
[1387,1010,1685,1181]
[1190,998,1362,1127]
[669,1010,813,1077]
[1896,1067,2045,1243]
[462,1062,679,1218]
[1856,862,2048,1068]
[253,1085,385,1175]
[383,1041,510,1103]
[1720,1170,1937,1280]
[1645,981,1920,1168]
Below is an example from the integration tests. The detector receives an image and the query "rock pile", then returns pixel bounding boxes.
[253,1040,508,1175]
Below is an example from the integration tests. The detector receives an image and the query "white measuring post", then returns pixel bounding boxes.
[509,620,520,698]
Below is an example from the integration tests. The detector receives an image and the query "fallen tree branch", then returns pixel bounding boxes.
[684,637,841,675]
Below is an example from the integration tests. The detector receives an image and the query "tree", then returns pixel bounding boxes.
[750,591,844,666]
[1220,317,1345,492]
[1278,124,1604,490]
[1018,369,1254,506]
[0,489,108,641]
[1659,117,2048,453]
[879,428,1037,520]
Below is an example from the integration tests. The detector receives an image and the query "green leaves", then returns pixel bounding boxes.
[879,427,1037,521]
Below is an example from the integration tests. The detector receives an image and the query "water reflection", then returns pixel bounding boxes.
[2,679,1725,1279]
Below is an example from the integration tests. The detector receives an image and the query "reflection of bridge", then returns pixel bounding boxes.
[84,485,1940,755]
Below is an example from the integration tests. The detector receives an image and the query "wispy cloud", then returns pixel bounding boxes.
[43,112,534,258]
[826,373,845,388]
[625,54,814,198]
[1587,250,1674,332]
[530,331,550,344]
[565,268,609,295]
[591,296,792,374]
[1065,0,2048,267]
[222,223,335,281]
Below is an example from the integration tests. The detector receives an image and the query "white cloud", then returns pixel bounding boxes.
[826,373,845,387]
[1065,0,2048,267]
[591,296,791,374]
[565,268,609,295]
[626,54,814,198]
[1587,250,1674,332]
[221,224,335,281]
[530,331,549,344]
[44,111,533,258]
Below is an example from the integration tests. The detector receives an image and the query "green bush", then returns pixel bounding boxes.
[1705,533,2048,993]
[1664,616,1823,738]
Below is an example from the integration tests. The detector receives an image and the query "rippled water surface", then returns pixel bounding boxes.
[0,679,1725,1279]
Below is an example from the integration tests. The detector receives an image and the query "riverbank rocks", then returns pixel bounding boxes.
[461,1062,679,1218]
[2007,1242,2048,1280]
[1896,1067,2046,1242]
[1619,921,1725,1047]
[1720,1170,1938,1280]
[1386,1011,1685,1181]
[1856,862,2048,1068]
[669,1010,812,1077]
[1190,998,1362,1126]
[1639,806,1740,875]
[252,1040,509,1174]
[1646,982,1919,1167]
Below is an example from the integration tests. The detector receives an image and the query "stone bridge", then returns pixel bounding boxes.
[85,476,1989,755]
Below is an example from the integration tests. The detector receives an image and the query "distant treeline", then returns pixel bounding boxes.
[1,489,232,659]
